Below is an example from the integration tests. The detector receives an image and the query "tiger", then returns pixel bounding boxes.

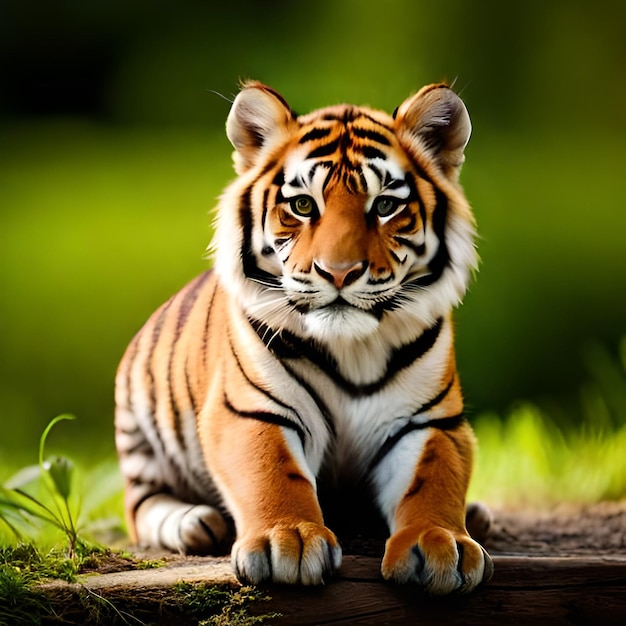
[114,80,494,595]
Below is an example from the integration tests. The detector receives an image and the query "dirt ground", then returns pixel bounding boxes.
[331,500,626,559]
[484,501,626,557]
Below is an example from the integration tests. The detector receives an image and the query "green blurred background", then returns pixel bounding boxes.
[1,0,625,464]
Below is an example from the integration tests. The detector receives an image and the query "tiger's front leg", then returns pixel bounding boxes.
[205,415,341,586]
[373,418,494,595]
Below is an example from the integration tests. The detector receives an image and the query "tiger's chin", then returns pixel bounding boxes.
[303,306,380,342]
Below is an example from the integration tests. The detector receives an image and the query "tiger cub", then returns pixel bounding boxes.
[115,81,493,594]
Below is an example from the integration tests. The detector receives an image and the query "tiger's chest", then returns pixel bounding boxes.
[276,316,454,478]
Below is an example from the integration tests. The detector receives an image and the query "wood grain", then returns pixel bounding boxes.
[254,555,626,625]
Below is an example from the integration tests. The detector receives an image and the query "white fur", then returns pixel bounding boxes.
[372,427,430,531]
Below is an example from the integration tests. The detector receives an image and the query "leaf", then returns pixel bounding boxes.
[3,465,41,490]
[38,414,75,470]
[7,489,64,531]
[44,456,74,501]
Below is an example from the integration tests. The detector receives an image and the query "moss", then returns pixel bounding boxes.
[0,563,53,625]
[173,582,279,626]
[0,543,78,582]
[0,543,278,625]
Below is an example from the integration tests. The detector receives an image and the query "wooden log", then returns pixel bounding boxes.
[254,555,626,626]
[53,553,624,625]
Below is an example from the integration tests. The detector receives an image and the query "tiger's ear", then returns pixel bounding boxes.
[395,84,471,181]
[226,81,296,174]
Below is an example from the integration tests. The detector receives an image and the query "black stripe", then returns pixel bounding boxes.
[306,160,335,187]
[361,112,394,131]
[368,413,466,472]
[147,297,175,418]
[368,162,382,181]
[200,278,218,378]
[167,272,210,447]
[302,159,335,189]
[389,249,403,264]
[387,179,406,191]
[322,108,356,123]
[295,526,305,579]
[394,235,426,257]
[321,163,335,190]
[300,127,332,143]
[418,197,427,234]
[400,154,452,286]
[426,187,450,277]
[281,361,336,438]
[351,127,391,145]
[185,362,196,414]
[197,516,219,548]
[360,145,387,160]
[408,187,450,288]
[124,438,154,456]
[308,139,339,159]
[229,331,312,441]
[245,320,335,437]
[224,394,306,448]
[261,188,270,231]
[116,424,141,436]
[272,169,285,187]
[412,376,455,415]
[239,185,254,274]
[122,332,142,416]
[248,316,443,397]
[355,165,368,192]
[239,185,281,287]
[132,485,173,517]
[369,318,443,392]
[395,208,417,234]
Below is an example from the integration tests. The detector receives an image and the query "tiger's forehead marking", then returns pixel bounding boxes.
[280,114,412,205]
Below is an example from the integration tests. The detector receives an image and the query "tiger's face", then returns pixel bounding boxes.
[214,83,477,343]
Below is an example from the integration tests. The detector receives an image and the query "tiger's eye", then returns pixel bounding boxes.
[291,196,316,217]
[373,197,398,217]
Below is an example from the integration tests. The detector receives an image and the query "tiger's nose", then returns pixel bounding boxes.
[313,259,367,289]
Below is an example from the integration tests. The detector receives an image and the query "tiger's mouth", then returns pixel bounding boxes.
[301,300,381,340]
[320,296,352,310]
[293,295,378,315]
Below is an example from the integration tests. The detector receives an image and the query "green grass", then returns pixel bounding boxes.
[469,336,626,507]
[469,405,626,507]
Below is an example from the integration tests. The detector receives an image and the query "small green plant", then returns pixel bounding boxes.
[0,415,82,555]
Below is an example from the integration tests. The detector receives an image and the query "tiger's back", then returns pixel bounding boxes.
[115,81,493,593]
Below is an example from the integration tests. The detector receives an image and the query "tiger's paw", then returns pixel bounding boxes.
[135,496,230,555]
[232,522,342,585]
[381,527,493,595]
[176,504,230,554]
[465,501,493,544]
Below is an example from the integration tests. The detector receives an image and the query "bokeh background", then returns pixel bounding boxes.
[1,0,625,464]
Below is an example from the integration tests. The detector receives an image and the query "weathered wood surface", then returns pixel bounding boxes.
[254,555,626,625]
[74,554,626,625]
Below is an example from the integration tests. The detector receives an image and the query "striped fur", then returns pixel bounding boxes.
[115,81,493,594]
